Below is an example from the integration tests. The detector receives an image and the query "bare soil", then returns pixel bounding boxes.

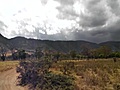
[0,68,28,90]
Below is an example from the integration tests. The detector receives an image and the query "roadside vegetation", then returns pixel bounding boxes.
[16,47,120,90]
[1,45,120,90]
[55,59,120,90]
[0,61,19,72]
[17,57,75,90]
[17,58,120,90]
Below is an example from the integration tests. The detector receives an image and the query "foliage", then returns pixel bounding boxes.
[12,49,26,60]
[17,55,75,90]
[61,62,75,75]
[54,59,120,90]
[35,47,43,59]
[53,52,60,61]
[0,46,7,61]
[18,49,26,59]
[69,51,77,60]
[36,72,74,90]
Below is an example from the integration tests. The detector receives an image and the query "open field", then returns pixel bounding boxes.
[16,58,120,90]
[0,61,19,72]
[50,58,120,90]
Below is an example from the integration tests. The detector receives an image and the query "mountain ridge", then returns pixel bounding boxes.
[0,34,120,52]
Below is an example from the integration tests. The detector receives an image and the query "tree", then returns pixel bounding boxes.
[53,52,60,62]
[35,47,43,59]
[70,50,77,60]
[76,54,81,60]
[0,47,7,61]
[10,48,19,60]
[12,52,19,60]
[17,56,75,90]
[98,46,111,58]
[90,49,99,59]
[18,49,26,60]
[81,46,91,60]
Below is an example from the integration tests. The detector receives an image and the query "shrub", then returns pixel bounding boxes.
[17,56,75,89]
[36,72,75,90]
[60,62,75,75]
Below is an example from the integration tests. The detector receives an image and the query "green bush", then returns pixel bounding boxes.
[36,72,75,90]
[17,56,75,90]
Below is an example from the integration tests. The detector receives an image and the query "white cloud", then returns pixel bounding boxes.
[0,0,120,42]
[0,0,77,38]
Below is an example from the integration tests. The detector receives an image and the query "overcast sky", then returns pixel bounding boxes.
[0,0,120,43]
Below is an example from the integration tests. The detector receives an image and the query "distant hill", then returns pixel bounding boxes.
[0,34,120,52]
[100,41,120,52]
[0,34,10,49]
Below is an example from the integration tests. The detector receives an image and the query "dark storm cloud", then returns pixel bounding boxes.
[66,29,111,43]
[106,20,120,41]
[88,18,120,42]
[55,0,108,27]
[80,1,108,27]
[71,20,120,43]
[52,0,120,42]
[80,12,108,27]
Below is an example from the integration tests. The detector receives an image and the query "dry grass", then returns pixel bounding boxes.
[51,58,120,90]
[0,61,19,72]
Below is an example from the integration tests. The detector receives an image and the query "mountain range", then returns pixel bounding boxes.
[0,34,120,53]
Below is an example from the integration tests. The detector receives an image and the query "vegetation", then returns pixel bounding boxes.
[0,61,19,72]
[0,46,7,61]
[1,34,120,90]
[53,59,120,90]
[17,56,120,90]
[14,44,120,90]
[17,55,75,90]
[15,46,120,90]
[11,49,27,60]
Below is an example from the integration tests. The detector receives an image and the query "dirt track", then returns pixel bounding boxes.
[0,68,27,90]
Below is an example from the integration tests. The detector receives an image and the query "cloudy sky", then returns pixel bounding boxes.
[0,0,120,43]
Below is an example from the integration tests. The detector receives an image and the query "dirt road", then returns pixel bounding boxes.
[0,68,28,90]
